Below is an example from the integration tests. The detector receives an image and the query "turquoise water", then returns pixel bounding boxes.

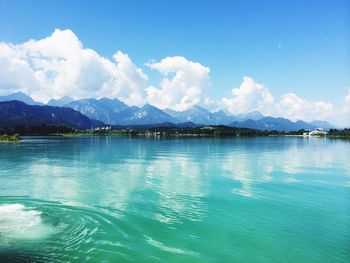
[0,136,349,262]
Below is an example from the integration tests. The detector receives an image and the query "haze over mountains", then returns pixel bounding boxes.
[0,92,335,131]
[0,92,44,106]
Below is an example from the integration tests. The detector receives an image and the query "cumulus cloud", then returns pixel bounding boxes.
[277,93,333,121]
[0,29,210,109]
[1,28,349,125]
[0,43,40,95]
[220,76,337,123]
[0,29,148,105]
[221,76,274,115]
[146,56,210,111]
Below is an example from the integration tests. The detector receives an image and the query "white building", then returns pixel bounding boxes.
[309,128,328,136]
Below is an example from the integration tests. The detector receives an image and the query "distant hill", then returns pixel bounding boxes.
[0,100,103,129]
[229,117,316,131]
[232,111,265,122]
[0,92,43,105]
[165,107,267,125]
[211,110,234,124]
[308,120,335,129]
[165,106,235,125]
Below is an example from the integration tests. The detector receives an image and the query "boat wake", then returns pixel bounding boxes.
[0,204,55,240]
[0,198,202,262]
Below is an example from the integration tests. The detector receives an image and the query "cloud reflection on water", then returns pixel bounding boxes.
[0,137,349,220]
[221,138,350,197]
[146,155,207,224]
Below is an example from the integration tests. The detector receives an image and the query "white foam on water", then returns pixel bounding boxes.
[144,235,198,256]
[0,203,55,239]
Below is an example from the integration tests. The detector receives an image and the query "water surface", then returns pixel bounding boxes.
[0,136,349,262]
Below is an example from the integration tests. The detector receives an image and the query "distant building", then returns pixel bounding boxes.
[94,126,112,131]
[309,128,328,136]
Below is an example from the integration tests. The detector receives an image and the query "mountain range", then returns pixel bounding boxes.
[229,117,316,131]
[0,92,336,131]
[0,100,103,129]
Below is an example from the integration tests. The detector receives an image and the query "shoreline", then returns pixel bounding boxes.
[8,134,350,140]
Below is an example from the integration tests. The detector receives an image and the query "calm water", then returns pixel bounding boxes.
[0,136,349,262]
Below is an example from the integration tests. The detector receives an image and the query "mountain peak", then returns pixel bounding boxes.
[126,104,175,124]
[99,97,121,102]
[47,96,74,107]
[141,103,158,110]
[0,91,43,105]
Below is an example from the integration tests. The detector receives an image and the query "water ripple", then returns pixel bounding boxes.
[0,197,130,262]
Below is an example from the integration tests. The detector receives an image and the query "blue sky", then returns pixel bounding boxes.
[0,0,349,124]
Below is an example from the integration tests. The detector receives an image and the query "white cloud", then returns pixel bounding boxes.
[221,76,274,115]
[146,56,210,111]
[335,88,350,126]
[277,93,333,121]
[106,51,148,106]
[220,76,336,123]
[0,29,148,105]
[0,29,349,126]
[345,88,350,104]
[0,43,40,95]
[0,30,209,109]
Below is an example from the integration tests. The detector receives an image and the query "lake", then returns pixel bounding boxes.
[0,136,349,262]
